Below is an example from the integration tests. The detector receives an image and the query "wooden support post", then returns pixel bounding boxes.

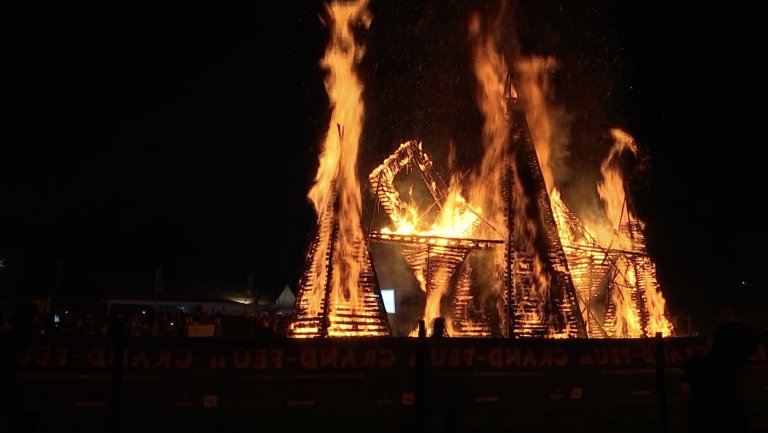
[504,163,515,339]
[320,219,338,338]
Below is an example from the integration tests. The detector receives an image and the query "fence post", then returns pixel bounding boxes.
[109,320,125,433]
[413,319,426,429]
[655,332,667,433]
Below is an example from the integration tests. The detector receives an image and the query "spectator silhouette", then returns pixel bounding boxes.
[683,321,757,433]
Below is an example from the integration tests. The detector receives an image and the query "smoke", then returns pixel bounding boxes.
[515,57,574,194]
[369,242,424,336]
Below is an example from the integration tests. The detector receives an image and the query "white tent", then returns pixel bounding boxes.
[274,285,296,313]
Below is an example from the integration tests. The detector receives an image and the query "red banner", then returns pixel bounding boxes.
[8,336,768,410]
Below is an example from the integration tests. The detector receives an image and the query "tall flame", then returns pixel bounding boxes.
[549,129,673,338]
[515,57,562,194]
[598,129,672,337]
[467,12,509,321]
[470,13,574,337]
[301,3,674,340]
[468,13,509,236]
[304,0,371,324]
[598,129,637,233]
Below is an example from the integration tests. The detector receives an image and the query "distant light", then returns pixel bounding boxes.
[742,281,746,286]
[170,321,174,326]
[65,311,68,314]
[142,310,145,314]
[381,289,395,313]
[54,315,60,323]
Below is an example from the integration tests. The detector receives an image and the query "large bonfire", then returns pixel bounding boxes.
[289,1,673,339]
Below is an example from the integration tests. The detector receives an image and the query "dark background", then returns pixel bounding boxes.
[1,0,767,317]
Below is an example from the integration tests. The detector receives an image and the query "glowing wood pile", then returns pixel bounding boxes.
[287,182,391,338]
[368,141,501,337]
[549,132,674,339]
[497,93,586,339]
[287,0,390,338]
[289,1,672,339]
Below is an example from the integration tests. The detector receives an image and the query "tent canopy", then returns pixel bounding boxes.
[274,285,295,313]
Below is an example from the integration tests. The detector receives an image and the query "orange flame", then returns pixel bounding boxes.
[598,129,637,233]
[469,13,567,338]
[548,129,673,338]
[468,12,507,242]
[297,0,374,337]
[466,12,509,335]
[516,57,570,195]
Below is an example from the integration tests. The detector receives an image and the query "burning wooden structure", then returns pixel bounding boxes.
[553,191,673,338]
[363,72,672,339]
[289,0,672,339]
[365,87,589,338]
[367,141,503,337]
[287,183,391,338]
[287,0,390,338]
[497,74,586,338]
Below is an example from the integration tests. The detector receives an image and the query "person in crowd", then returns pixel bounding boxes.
[0,307,290,337]
[682,320,757,433]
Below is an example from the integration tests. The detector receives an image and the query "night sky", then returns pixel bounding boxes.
[2,1,767,317]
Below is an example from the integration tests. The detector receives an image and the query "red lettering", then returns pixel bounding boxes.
[174,349,193,368]
[208,356,218,368]
[620,348,632,364]
[579,354,592,365]
[130,350,150,368]
[87,347,106,367]
[430,349,446,367]
[253,350,267,369]
[54,347,68,366]
[488,348,502,367]
[448,349,460,367]
[360,350,376,367]
[320,349,338,368]
[463,348,475,366]
[522,350,536,367]
[153,350,171,368]
[16,346,33,366]
[539,349,552,366]
[595,348,608,365]
[270,349,283,369]
[300,349,317,369]
[554,349,568,366]
[667,348,683,363]
[609,348,621,365]
[233,350,251,369]
[36,346,51,366]
[505,349,521,366]
[378,350,395,367]
[641,347,655,363]
[340,350,357,368]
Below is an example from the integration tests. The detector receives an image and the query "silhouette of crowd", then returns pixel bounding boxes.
[0,305,288,337]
